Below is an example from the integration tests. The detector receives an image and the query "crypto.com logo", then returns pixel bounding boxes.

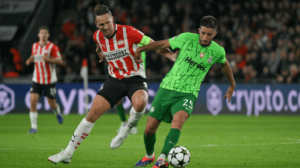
[206,84,223,116]
[0,84,15,115]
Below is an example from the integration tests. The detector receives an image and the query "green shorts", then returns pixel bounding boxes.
[149,87,197,123]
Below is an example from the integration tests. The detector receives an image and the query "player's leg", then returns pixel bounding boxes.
[45,83,63,124]
[48,95,111,164]
[110,89,148,149]
[28,82,42,133]
[157,93,196,163]
[115,99,127,133]
[134,116,160,167]
[48,77,124,164]
[28,93,39,133]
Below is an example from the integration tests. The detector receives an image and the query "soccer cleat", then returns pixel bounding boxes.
[130,126,138,134]
[56,114,63,124]
[134,155,155,167]
[48,150,71,164]
[110,125,131,149]
[153,159,169,168]
[27,128,37,133]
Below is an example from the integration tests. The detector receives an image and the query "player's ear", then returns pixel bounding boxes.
[198,28,201,34]
[213,31,217,37]
[111,15,114,23]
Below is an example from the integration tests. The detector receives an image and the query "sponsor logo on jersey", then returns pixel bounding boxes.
[207,56,213,64]
[105,49,129,61]
[117,40,124,45]
[0,84,15,115]
[200,53,205,58]
[185,57,206,71]
[206,84,223,115]
[100,44,106,48]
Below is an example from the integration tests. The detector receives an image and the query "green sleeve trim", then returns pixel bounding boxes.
[139,35,151,45]
[138,44,146,68]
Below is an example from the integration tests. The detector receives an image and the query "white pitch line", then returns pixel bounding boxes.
[0,141,299,151]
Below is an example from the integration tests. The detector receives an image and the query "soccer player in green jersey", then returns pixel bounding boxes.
[134,16,235,168]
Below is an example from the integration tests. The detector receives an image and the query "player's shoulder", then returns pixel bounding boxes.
[211,41,225,55]
[119,24,135,30]
[49,41,58,47]
[93,29,102,37]
[177,32,199,40]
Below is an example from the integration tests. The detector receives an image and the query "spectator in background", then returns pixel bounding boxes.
[62,14,76,38]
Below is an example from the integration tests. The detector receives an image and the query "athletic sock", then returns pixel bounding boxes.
[161,128,181,157]
[52,105,61,115]
[123,107,145,131]
[157,153,166,161]
[144,132,156,156]
[116,103,126,122]
[29,112,38,129]
[64,118,94,157]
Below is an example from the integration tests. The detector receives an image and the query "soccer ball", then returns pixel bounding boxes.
[168,146,190,167]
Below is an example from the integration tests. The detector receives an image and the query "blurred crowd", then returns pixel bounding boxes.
[5,0,300,83]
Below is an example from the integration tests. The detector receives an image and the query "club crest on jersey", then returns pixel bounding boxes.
[117,40,124,45]
[200,53,205,58]
[100,44,106,48]
[207,56,213,64]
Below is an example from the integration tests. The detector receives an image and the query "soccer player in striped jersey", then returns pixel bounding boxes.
[25,26,63,134]
[48,4,177,164]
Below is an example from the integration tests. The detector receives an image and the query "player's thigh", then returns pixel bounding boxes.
[148,88,173,123]
[97,77,126,108]
[171,93,196,122]
[86,95,111,123]
[126,76,148,111]
[44,83,56,99]
[30,82,42,100]
[144,116,161,136]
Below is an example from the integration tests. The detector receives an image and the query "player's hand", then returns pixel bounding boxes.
[26,55,34,65]
[25,59,31,66]
[134,48,143,63]
[42,55,49,62]
[223,86,235,103]
[96,48,105,62]
[171,49,180,61]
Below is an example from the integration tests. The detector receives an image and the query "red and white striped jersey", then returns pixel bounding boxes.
[93,24,145,79]
[31,41,61,84]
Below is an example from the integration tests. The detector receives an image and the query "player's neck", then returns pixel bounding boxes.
[104,24,116,39]
[199,39,212,47]
[39,40,48,46]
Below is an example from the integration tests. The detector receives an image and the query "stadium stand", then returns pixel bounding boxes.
[1,0,300,83]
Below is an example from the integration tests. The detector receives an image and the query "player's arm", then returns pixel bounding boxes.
[136,39,175,62]
[43,45,63,65]
[25,55,34,66]
[43,56,63,65]
[96,44,105,62]
[219,60,236,103]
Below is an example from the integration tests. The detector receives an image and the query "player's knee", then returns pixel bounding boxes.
[132,100,146,112]
[144,128,155,137]
[30,99,38,106]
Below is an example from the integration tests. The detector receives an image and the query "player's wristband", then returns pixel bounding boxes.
[139,35,151,45]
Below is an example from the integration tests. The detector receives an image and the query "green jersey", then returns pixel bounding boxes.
[160,32,226,97]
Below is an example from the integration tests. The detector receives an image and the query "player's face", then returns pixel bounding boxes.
[38,29,49,42]
[95,13,115,37]
[198,26,217,47]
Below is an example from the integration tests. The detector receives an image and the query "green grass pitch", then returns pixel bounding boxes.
[0,113,299,168]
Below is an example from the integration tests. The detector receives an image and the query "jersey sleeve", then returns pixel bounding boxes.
[51,45,61,59]
[93,31,99,45]
[168,33,187,50]
[127,26,144,44]
[217,47,226,64]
